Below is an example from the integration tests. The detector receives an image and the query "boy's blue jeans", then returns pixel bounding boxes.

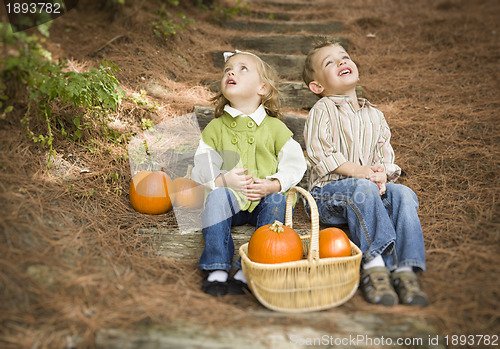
[309,178,426,272]
[199,187,287,271]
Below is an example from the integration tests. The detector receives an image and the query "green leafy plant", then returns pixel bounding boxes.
[126,89,159,115]
[152,5,195,38]
[0,80,13,119]
[209,0,251,23]
[129,89,149,106]
[141,118,154,131]
[0,23,127,163]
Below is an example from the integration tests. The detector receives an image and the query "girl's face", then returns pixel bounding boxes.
[309,45,359,97]
[221,54,267,108]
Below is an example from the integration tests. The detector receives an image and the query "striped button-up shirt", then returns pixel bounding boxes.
[304,95,401,189]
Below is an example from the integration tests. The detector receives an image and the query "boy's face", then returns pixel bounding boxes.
[221,54,267,105]
[308,45,359,97]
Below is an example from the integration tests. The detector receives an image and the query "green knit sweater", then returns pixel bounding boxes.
[202,111,293,212]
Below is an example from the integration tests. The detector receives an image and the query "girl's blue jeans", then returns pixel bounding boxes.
[199,187,287,271]
[309,178,426,272]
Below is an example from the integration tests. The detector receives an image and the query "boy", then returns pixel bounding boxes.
[302,39,428,306]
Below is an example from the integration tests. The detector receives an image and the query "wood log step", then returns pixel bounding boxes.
[94,316,446,349]
[230,35,349,55]
[212,51,305,80]
[139,225,311,261]
[279,81,318,110]
[139,225,252,261]
[225,20,342,34]
[252,1,315,10]
[245,10,293,21]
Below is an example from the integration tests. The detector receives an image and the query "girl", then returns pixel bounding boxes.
[191,51,307,296]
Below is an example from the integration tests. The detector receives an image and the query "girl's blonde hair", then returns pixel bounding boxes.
[212,52,282,119]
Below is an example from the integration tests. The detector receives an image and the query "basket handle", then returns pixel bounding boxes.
[285,186,320,262]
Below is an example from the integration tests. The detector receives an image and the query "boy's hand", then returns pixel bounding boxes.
[335,162,375,179]
[367,165,387,196]
[334,162,387,195]
[242,178,281,201]
[216,168,253,192]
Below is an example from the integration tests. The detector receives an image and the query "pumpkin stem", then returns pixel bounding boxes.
[269,220,285,233]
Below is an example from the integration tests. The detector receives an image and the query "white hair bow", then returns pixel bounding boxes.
[223,50,259,62]
[223,50,242,62]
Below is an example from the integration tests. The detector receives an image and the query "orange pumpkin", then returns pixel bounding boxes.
[248,220,303,264]
[172,177,204,209]
[129,170,173,214]
[318,227,352,258]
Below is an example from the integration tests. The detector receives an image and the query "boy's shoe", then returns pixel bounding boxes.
[391,271,428,306]
[360,266,398,306]
[201,275,228,297]
[227,277,250,295]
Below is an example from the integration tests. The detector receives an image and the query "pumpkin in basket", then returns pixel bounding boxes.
[129,170,173,214]
[172,177,204,209]
[248,220,303,264]
[318,227,352,258]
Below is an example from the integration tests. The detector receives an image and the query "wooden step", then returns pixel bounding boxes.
[246,10,293,21]
[94,314,445,349]
[139,225,250,261]
[202,78,318,110]
[139,224,312,261]
[212,51,305,80]
[230,35,349,55]
[225,20,342,34]
[253,1,315,10]
[93,312,445,349]
[279,81,318,110]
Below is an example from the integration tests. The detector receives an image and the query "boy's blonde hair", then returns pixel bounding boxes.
[302,38,345,91]
[212,52,282,119]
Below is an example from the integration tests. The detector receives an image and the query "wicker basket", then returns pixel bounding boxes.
[239,186,362,312]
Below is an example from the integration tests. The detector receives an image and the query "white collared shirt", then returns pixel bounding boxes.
[191,104,306,192]
[223,104,267,125]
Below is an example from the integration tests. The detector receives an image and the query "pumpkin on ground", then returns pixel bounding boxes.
[129,170,173,214]
[172,177,204,209]
[248,220,303,264]
[318,227,352,258]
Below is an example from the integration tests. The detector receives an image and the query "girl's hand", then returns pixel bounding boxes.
[367,165,387,196]
[242,178,281,201]
[215,168,253,192]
